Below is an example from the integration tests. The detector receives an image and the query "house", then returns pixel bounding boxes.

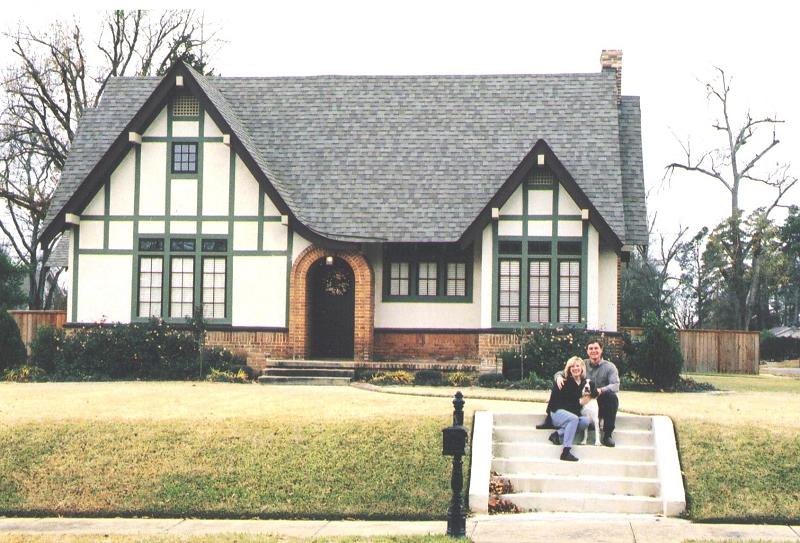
[43,50,647,370]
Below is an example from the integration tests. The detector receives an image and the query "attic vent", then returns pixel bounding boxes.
[173,95,199,117]
[528,169,554,187]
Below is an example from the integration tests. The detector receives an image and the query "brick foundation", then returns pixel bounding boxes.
[374,331,479,362]
[205,330,291,371]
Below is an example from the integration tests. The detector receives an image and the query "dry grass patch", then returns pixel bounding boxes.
[0,536,455,543]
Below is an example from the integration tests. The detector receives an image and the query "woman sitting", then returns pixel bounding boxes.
[547,356,591,462]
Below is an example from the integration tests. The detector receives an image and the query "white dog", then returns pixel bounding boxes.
[580,379,601,446]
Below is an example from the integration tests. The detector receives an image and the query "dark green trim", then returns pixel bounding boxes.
[227,146,236,323]
[581,221,589,323]
[257,191,265,250]
[171,115,201,122]
[103,182,110,249]
[499,214,583,221]
[129,145,142,321]
[70,226,80,322]
[285,224,293,327]
[80,214,268,221]
[165,102,173,236]
[549,185,559,323]
[79,249,134,255]
[381,244,473,303]
[143,136,224,143]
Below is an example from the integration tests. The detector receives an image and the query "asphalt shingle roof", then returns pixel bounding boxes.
[47,67,646,245]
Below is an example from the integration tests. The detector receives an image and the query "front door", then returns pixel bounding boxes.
[308,257,355,359]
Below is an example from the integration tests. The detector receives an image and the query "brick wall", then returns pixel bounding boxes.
[205,330,291,371]
[374,331,479,362]
[477,333,521,373]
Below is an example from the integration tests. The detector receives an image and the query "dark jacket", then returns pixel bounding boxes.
[549,377,586,416]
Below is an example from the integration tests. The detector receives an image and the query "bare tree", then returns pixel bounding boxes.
[666,67,798,330]
[0,10,218,308]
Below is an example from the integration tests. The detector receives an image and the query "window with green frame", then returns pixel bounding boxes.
[135,236,229,321]
[382,244,472,301]
[495,237,582,324]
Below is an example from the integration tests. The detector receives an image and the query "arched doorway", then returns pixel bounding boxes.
[308,257,355,358]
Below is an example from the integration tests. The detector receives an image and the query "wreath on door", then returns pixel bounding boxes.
[324,270,351,296]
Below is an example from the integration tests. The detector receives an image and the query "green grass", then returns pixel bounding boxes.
[677,422,800,522]
[0,536,457,543]
[685,372,800,393]
[0,418,454,519]
[1,381,799,523]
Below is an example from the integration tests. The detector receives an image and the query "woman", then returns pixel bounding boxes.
[547,356,591,462]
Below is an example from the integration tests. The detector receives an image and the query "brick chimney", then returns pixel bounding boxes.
[600,49,623,103]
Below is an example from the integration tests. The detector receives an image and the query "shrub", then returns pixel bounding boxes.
[368,371,414,385]
[414,369,445,386]
[447,371,477,387]
[29,320,245,381]
[629,312,683,390]
[501,328,631,381]
[30,325,64,373]
[477,373,509,388]
[206,368,251,383]
[760,336,800,361]
[4,365,46,382]
[0,311,26,372]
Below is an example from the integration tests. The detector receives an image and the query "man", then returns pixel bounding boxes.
[535,339,620,447]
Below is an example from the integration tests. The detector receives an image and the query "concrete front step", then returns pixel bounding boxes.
[492,413,652,431]
[493,426,653,447]
[257,375,352,386]
[493,442,656,463]
[491,457,659,479]
[502,473,661,497]
[263,368,355,378]
[499,490,664,514]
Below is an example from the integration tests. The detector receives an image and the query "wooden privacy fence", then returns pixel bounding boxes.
[623,327,759,374]
[8,310,67,354]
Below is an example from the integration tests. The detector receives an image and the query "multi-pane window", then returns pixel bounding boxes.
[559,260,581,323]
[138,257,163,318]
[202,258,226,319]
[447,262,467,296]
[172,143,198,173]
[418,262,437,296]
[389,262,409,296]
[529,260,550,323]
[170,257,194,318]
[498,259,520,322]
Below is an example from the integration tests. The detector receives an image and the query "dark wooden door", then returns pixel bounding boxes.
[309,258,355,359]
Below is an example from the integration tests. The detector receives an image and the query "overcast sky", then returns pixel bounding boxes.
[4,1,799,243]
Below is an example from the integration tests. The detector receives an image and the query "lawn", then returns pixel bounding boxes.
[0,536,453,543]
[0,377,798,523]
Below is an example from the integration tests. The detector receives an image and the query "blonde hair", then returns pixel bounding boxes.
[563,356,586,379]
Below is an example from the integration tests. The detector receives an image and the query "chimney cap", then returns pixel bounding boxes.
[600,49,623,69]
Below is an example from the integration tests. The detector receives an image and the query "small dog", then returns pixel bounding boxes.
[580,379,601,446]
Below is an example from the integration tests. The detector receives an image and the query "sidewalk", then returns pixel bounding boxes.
[1,515,799,542]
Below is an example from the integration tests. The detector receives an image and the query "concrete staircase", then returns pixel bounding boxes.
[257,360,354,386]
[469,412,686,516]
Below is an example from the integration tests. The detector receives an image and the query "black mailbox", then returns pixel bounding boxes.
[442,425,468,456]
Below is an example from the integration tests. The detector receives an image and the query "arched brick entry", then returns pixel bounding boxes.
[289,246,374,360]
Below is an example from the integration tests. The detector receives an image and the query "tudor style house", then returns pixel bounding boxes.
[43,50,647,369]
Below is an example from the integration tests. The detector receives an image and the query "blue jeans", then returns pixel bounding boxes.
[551,409,590,448]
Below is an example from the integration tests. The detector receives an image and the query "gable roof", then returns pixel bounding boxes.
[44,63,648,247]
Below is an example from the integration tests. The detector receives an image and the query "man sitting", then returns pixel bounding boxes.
[536,338,620,447]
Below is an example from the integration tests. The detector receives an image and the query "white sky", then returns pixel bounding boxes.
[3,1,799,242]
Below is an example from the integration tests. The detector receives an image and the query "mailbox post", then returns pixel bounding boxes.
[442,391,467,537]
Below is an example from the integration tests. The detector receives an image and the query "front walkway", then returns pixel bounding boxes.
[1,515,798,542]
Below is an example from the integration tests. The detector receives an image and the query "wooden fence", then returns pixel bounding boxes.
[623,327,760,374]
[7,310,67,354]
